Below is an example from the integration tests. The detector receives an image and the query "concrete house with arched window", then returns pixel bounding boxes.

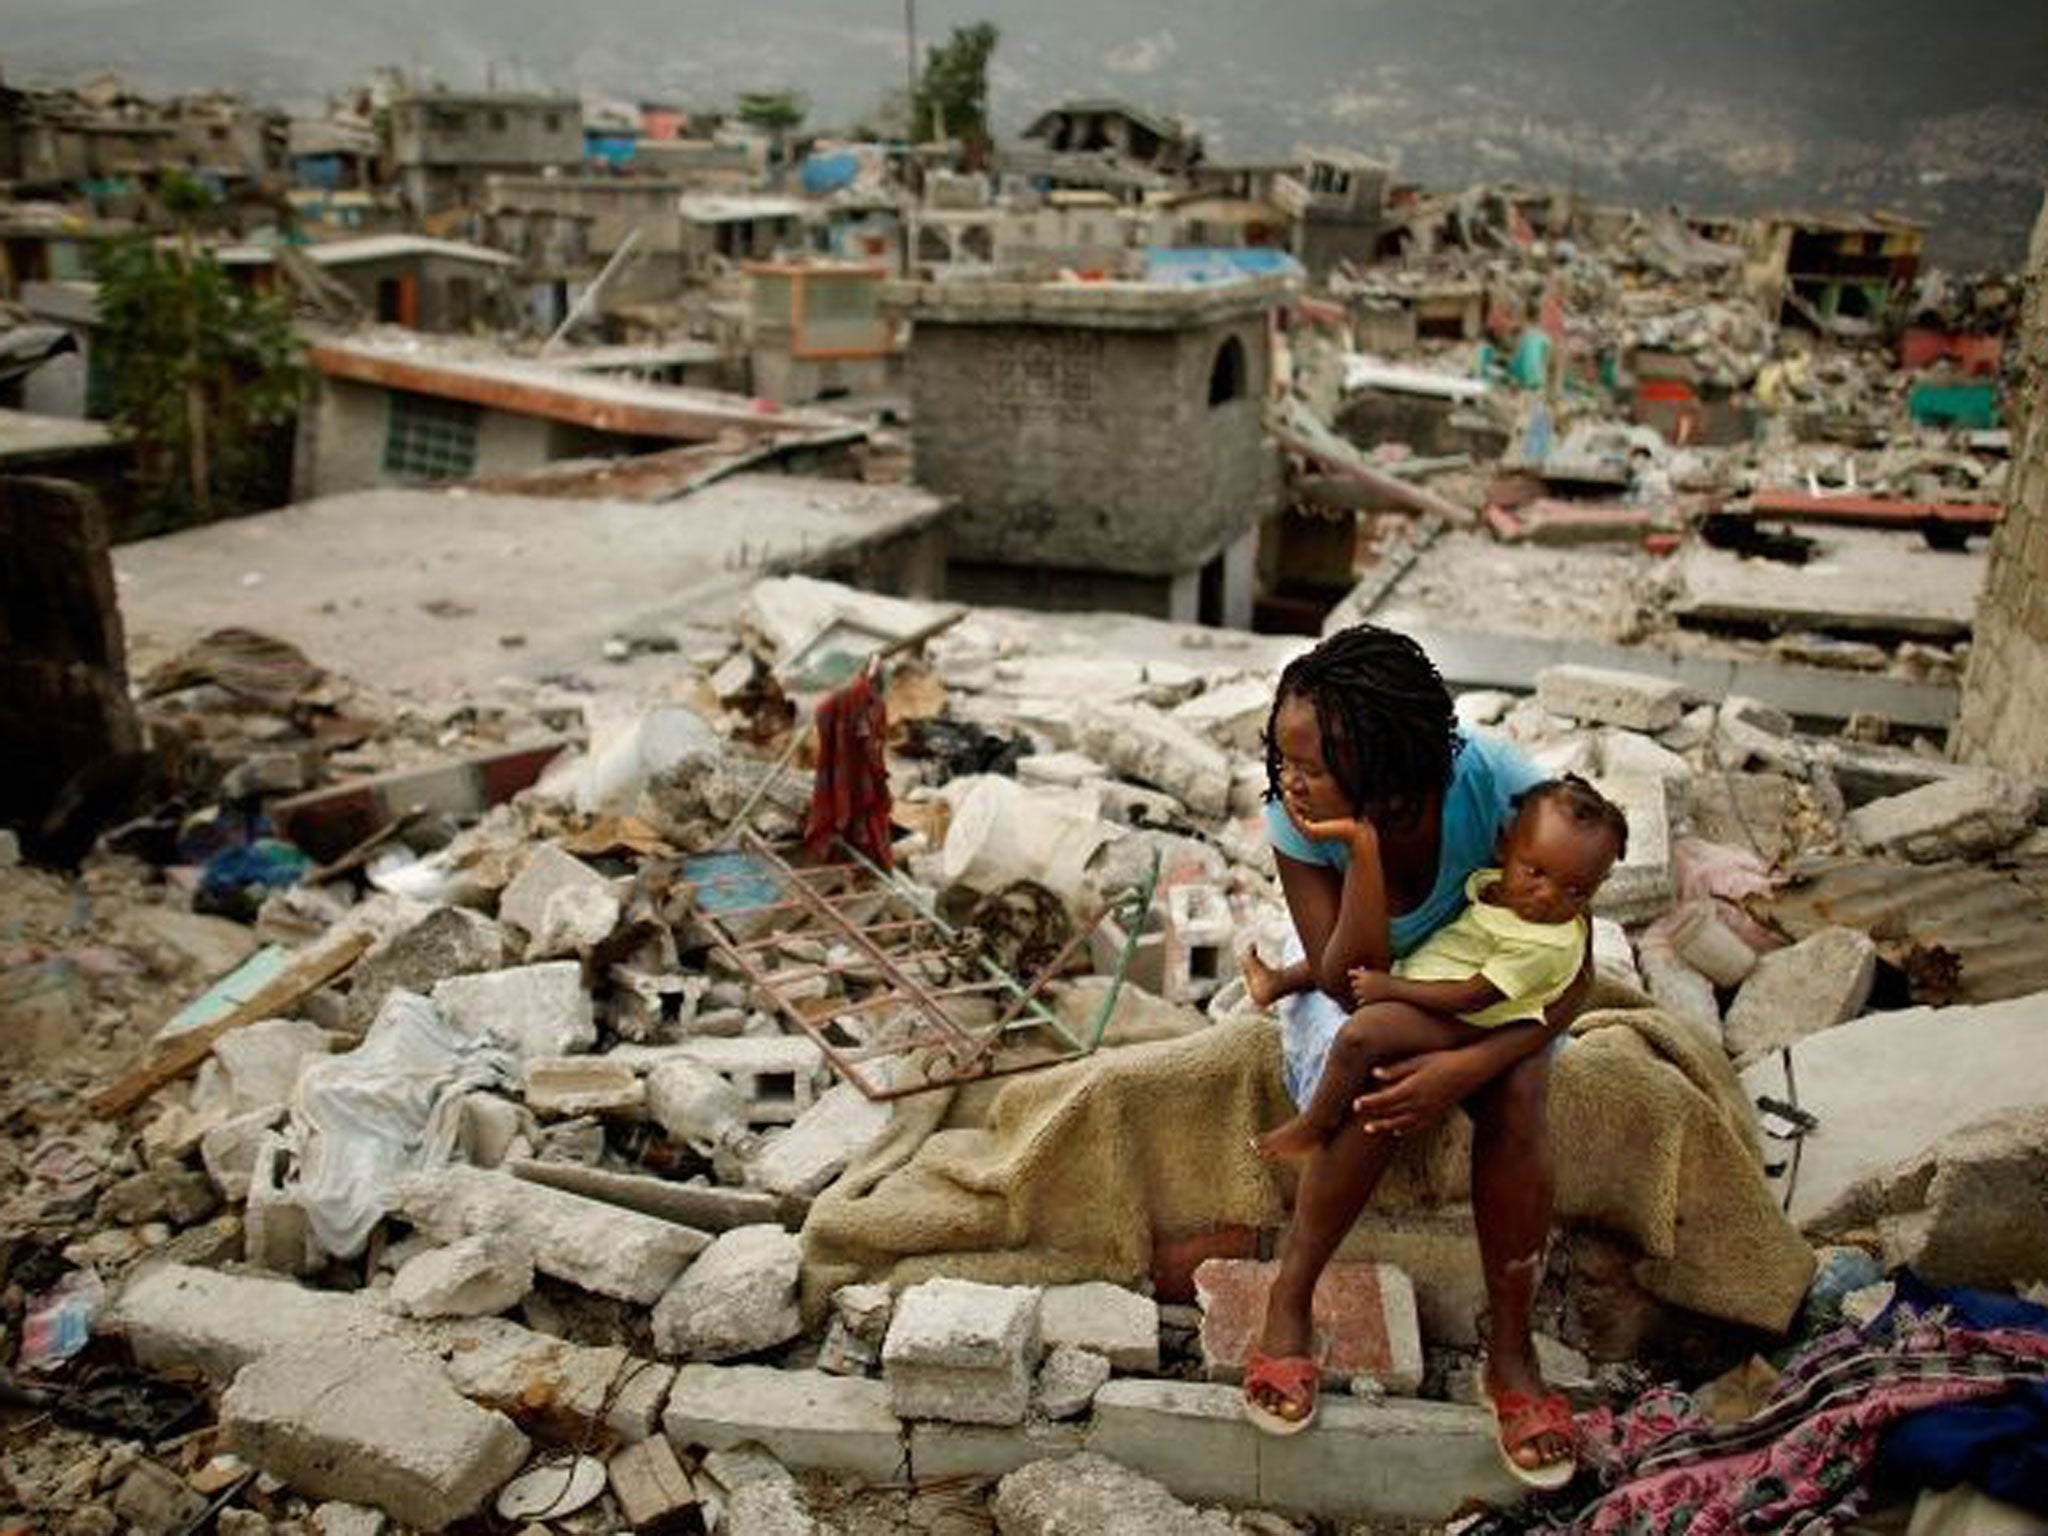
[890,274,1286,626]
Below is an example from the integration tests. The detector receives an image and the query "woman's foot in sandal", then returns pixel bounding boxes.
[1243,1351,1319,1435]
[1480,1360,1575,1489]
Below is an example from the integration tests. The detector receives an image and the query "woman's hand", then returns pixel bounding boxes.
[1351,1049,1485,1137]
[1284,792,1377,854]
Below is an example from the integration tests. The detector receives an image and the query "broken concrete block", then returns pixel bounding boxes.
[199,1104,286,1201]
[1534,664,1684,732]
[606,1435,699,1530]
[1635,936,1722,1041]
[1074,703,1232,818]
[645,1057,754,1156]
[222,1340,529,1531]
[112,1459,207,1536]
[500,845,619,958]
[347,907,511,1028]
[431,962,596,1062]
[1037,1282,1159,1372]
[749,1083,892,1200]
[1724,926,1876,1067]
[1596,729,1693,783]
[1590,916,1642,995]
[394,1165,706,1304]
[1811,1105,2048,1288]
[310,1503,386,1536]
[99,1167,220,1228]
[663,1365,904,1485]
[1844,769,2040,863]
[993,1451,1236,1536]
[1168,676,1273,755]
[201,1016,332,1114]
[882,1277,1042,1426]
[522,1055,647,1119]
[1035,1346,1112,1420]
[651,1224,802,1361]
[1193,1259,1421,1394]
[1712,698,1808,776]
[1161,884,1233,1004]
[1589,773,1674,924]
[833,1284,895,1345]
[699,1446,818,1535]
[434,1322,673,1445]
[390,1235,535,1320]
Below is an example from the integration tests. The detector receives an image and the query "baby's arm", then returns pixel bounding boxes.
[1350,967,1505,1016]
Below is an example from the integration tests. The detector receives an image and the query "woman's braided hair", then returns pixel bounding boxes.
[1263,623,1463,828]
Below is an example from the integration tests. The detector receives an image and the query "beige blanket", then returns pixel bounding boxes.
[801,979,1814,1334]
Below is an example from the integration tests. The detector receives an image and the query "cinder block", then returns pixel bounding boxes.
[394,1165,705,1304]
[664,1037,830,1126]
[1162,884,1235,1004]
[244,1131,320,1276]
[663,1365,905,1486]
[432,962,596,1061]
[222,1341,529,1531]
[882,1278,1042,1426]
[1535,663,1685,732]
[1037,1282,1159,1371]
[1193,1259,1422,1393]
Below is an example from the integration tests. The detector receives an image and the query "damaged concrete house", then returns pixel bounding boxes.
[5,37,2048,1536]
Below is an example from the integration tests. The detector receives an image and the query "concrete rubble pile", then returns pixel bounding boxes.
[4,577,2047,1536]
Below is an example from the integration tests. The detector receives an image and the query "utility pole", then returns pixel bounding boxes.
[902,0,919,278]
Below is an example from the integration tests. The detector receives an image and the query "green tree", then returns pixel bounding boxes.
[913,21,999,156]
[736,89,807,169]
[94,172,303,530]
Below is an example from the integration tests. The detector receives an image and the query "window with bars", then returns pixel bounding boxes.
[383,390,479,482]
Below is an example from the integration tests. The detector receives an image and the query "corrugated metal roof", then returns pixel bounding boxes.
[1765,852,2048,1005]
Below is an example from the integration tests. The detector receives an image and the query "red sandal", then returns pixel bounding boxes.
[1242,1351,1319,1436]
[1480,1385,1576,1491]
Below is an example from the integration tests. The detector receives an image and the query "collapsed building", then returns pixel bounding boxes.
[3,44,2048,1536]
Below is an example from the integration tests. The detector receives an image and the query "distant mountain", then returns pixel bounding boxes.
[6,0,2043,265]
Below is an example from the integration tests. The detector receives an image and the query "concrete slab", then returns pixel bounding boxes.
[1741,993,2048,1228]
[1670,529,1985,639]
[114,476,945,697]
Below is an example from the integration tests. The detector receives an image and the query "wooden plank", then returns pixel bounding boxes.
[89,929,373,1117]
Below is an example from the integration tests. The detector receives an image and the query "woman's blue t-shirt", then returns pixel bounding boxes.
[1262,729,1544,958]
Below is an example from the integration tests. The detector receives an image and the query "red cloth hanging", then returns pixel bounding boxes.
[803,669,894,868]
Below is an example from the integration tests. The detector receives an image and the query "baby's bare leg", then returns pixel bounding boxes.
[1260,1002,1485,1159]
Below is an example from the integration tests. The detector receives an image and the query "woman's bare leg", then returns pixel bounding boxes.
[1467,1049,1570,1470]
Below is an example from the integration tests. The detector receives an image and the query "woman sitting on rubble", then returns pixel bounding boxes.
[1237,622,1586,1488]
